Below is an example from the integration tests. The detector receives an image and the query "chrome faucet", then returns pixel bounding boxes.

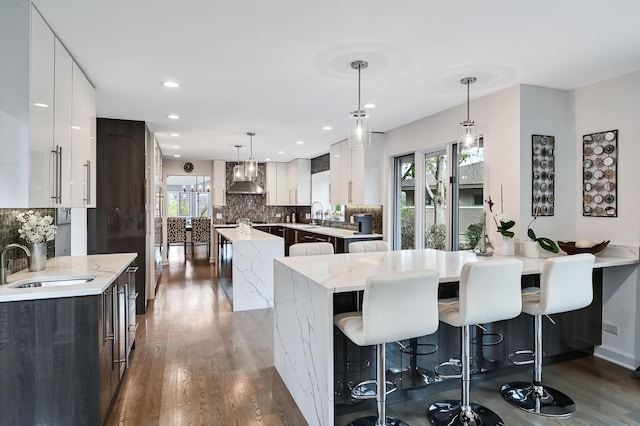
[310,201,324,226]
[1,243,31,284]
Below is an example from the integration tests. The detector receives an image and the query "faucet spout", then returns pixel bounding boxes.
[1,243,31,284]
[310,201,324,226]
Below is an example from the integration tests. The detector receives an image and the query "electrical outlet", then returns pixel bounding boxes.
[603,322,619,335]
[275,213,281,218]
[350,216,354,224]
[216,213,222,219]
[305,213,310,219]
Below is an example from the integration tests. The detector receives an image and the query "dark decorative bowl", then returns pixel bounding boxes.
[557,240,610,255]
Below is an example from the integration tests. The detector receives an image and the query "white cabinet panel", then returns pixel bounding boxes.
[212,160,226,206]
[71,62,95,207]
[276,163,289,206]
[329,134,383,206]
[54,38,72,206]
[28,6,55,207]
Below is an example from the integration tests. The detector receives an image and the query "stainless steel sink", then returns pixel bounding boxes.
[8,275,96,289]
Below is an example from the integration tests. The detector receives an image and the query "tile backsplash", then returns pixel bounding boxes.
[0,208,56,275]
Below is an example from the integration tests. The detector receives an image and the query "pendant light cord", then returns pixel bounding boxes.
[357,66,362,110]
[466,81,470,122]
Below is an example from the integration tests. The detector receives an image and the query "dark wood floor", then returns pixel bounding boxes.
[106,247,640,426]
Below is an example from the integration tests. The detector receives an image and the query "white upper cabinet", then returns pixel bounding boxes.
[265,162,290,206]
[0,3,96,208]
[53,38,73,206]
[71,62,96,207]
[212,160,226,206]
[27,5,55,207]
[288,159,311,206]
[329,133,383,206]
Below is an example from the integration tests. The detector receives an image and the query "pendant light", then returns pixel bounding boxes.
[459,76,479,154]
[244,132,258,180]
[233,145,244,182]
[348,60,371,149]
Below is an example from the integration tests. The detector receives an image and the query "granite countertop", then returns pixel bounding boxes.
[255,223,384,240]
[275,248,639,293]
[0,253,137,302]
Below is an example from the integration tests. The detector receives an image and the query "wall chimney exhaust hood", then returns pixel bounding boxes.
[227,179,264,195]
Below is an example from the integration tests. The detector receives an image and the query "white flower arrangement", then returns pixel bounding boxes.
[16,210,57,244]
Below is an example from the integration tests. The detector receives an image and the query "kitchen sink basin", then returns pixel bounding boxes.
[8,275,96,289]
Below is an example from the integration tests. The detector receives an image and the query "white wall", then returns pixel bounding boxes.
[519,85,575,242]
[384,85,521,243]
[573,71,640,368]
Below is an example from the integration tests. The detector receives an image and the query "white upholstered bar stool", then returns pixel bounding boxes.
[335,269,440,426]
[348,240,390,253]
[428,258,524,426]
[289,242,334,257]
[501,253,595,418]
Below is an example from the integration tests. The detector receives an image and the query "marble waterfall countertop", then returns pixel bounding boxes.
[275,247,639,293]
[0,253,137,302]
[257,223,384,239]
[216,227,283,241]
[273,246,639,426]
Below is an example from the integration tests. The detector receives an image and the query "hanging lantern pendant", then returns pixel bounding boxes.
[459,76,478,153]
[348,60,372,149]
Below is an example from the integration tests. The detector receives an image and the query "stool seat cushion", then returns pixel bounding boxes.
[334,269,440,346]
[438,258,524,327]
[289,242,334,257]
[521,253,595,316]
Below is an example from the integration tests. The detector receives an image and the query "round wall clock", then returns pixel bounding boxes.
[183,162,194,173]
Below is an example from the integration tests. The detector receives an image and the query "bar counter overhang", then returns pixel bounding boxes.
[273,247,639,426]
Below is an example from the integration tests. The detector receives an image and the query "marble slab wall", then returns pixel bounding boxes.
[0,208,56,274]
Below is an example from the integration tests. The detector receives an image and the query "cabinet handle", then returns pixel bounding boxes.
[348,181,353,203]
[102,288,114,342]
[83,160,91,204]
[316,237,328,242]
[50,146,62,203]
[295,189,298,204]
[127,266,139,273]
[123,283,130,368]
[304,235,314,240]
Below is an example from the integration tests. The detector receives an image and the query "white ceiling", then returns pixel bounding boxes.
[32,0,640,163]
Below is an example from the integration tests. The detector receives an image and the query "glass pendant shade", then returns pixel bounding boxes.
[244,159,258,180]
[233,145,245,182]
[348,110,371,149]
[458,120,478,154]
[233,164,244,181]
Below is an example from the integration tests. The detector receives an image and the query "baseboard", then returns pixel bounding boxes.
[594,345,636,370]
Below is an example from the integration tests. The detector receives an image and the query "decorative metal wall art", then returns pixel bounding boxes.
[532,135,555,216]
[583,130,617,217]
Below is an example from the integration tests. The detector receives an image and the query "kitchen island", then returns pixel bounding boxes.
[273,248,639,426]
[216,227,284,311]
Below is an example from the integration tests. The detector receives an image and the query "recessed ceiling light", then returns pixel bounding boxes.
[363,103,376,109]
[71,126,81,130]
[34,102,49,108]
[322,126,333,130]
[296,141,304,145]
[168,114,180,119]
[163,81,180,88]
[172,145,180,149]
[265,158,271,162]
[170,133,180,137]
[173,154,181,158]
[278,151,285,154]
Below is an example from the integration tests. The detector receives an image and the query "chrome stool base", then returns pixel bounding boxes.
[500,382,576,418]
[427,400,504,426]
[347,416,409,426]
[351,380,397,400]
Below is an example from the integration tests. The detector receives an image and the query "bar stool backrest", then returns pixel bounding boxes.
[349,240,389,253]
[361,269,439,345]
[538,253,595,315]
[167,217,187,243]
[458,259,524,326]
[289,242,334,257]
